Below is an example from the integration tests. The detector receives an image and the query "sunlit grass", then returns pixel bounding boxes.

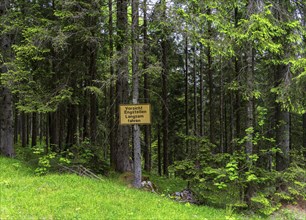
[0,156,261,219]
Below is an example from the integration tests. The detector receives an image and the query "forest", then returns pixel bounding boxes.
[0,0,306,216]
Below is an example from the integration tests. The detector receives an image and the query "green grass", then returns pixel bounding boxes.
[149,174,187,194]
[0,156,262,220]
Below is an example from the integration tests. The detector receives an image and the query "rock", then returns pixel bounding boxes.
[172,189,197,204]
[141,180,156,193]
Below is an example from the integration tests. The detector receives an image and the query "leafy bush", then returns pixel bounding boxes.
[15,138,109,176]
[67,138,109,175]
[169,140,306,216]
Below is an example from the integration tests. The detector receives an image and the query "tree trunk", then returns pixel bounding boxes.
[49,112,60,152]
[302,2,306,159]
[245,46,254,156]
[185,35,189,151]
[162,42,169,176]
[275,65,290,171]
[0,0,14,156]
[78,97,86,142]
[244,0,258,205]
[193,46,198,139]
[229,87,235,154]
[234,6,241,149]
[89,43,98,145]
[14,108,18,144]
[199,45,204,137]
[45,114,49,153]
[26,114,30,146]
[132,0,141,188]
[207,8,215,146]
[108,0,116,168]
[0,87,14,156]
[39,113,43,145]
[21,112,27,147]
[58,107,64,151]
[66,105,78,149]
[220,64,225,153]
[275,105,290,171]
[303,113,306,157]
[274,0,291,171]
[208,46,214,145]
[143,0,151,172]
[31,112,37,147]
[224,92,228,153]
[161,0,169,176]
[158,124,162,176]
[116,0,131,172]
[235,65,241,142]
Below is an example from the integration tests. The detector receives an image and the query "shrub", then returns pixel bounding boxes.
[169,141,306,216]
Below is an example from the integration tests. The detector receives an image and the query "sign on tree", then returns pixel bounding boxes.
[119,104,151,125]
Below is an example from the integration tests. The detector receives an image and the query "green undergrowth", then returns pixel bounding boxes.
[0,156,261,220]
[149,174,187,194]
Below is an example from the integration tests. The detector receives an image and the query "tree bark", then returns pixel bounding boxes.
[0,0,14,156]
[199,45,204,137]
[109,0,116,168]
[58,107,64,151]
[275,106,290,171]
[39,113,43,145]
[115,0,131,172]
[158,124,162,176]
[49,112,59,152]
[244,0,259,205]
[89,43,98,145]
[21,112,27,147]
[0,87,14,156]
[45,114,49,153]
[220,64,225,153]
[274,0,291,171]
[301,1,306,159]
[66,105,78,149]
[161,0,169,176]
[275,65,290,171]
[132,0,141,188]
[207,8,215,146]
[303,113,306,157]
[193,46,198,139]
[26,114,30,146]
[162,42,169,176]
[143,0,151,172]
[14,108,18,144]
[245,46,254,156]
[185,35,189,151]
[31,112,37,147]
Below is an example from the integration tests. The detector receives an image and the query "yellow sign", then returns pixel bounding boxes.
[119,104,151,125]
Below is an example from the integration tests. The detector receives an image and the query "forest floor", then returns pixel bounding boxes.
[0,156,304,220]
[271,201,306,220]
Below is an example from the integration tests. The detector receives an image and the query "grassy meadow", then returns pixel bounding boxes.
[0,156,250,219]
[4,156,305,219]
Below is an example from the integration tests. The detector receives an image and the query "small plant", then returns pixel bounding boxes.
[31,144,72,176]
[250,193,281,216]
[225,205,237,220]
[169,135,306,216]
[35,152,56,176]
